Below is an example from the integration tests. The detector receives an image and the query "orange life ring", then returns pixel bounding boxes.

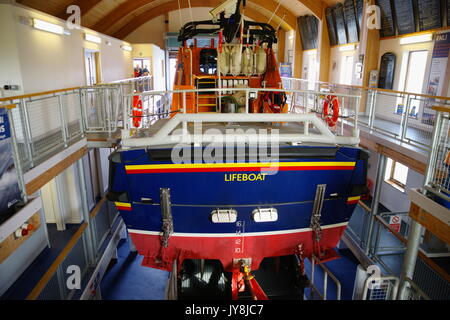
[322,95,339,127]
[132,95,143,128]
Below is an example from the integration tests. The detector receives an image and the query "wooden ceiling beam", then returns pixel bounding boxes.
[296,0,326,20]
[94,0,296,34]
[56,0,103,20]
[112,0,293,39]
[112,0,288,39]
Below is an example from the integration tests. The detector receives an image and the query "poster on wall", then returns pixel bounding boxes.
[279,63,292,78]
[422,32,450,125]
[0,108,21,222]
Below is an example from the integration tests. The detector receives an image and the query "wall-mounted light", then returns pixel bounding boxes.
[400,33,433,45]
[339,43,356,52]
[32,18,64,35]
[105,40,112,46]
[121,45,132,52]
[85,33,102,44]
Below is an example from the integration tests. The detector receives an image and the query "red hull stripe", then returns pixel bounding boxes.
[116,206,132,211]
[346,200,359,204]
[126,165,355,174]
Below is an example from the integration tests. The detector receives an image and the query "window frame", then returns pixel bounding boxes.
[395,50,429,116]
[384,159,408,192]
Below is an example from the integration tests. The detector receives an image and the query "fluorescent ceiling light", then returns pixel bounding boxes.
[339,44,356,52]
[121,45,132,52]
[85,33,102,44]
[400,33,432,45]
[32,18,64,35]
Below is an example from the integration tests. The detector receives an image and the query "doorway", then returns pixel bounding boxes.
[133,58,151,77]
[85,49,101,85]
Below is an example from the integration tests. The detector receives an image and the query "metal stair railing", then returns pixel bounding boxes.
[308,254,342,300]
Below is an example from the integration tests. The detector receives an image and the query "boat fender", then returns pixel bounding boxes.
[322,95,339,127]
[219,46,230,75]
[255,46,267,75]
[242,47,254,76]
[230,45,243,76]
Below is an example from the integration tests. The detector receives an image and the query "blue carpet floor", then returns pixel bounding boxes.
[1,223,81,300]
[304,249,359,300]
[100,236,169,300]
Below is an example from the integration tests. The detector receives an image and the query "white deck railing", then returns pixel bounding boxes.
[122,86,361,148]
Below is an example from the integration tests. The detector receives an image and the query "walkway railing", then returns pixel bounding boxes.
[347,202,450,300]
[423,106,450,203]
[282,77,450,153]
[0,88,84,173]
[0,77,153,174]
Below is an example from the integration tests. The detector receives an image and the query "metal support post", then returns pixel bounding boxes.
[76,158,96,266]
[366,154,387,255]
[397,219,423,300]
[399,95,410,141]
[78,89,86,137]
[423,112,443,188]
[19,99,35,167]
[58,95,68,147]
[7,107,28,202]
[54,175,67,231]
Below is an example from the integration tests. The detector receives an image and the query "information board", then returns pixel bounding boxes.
[0,108,21,222]
[355,0,364,37]
[326,7,338,46]
[334,3,348,45]
[417,0,442,31]
[344,0,359,43]
[422,32,450,125]
[376,0,395,37]
[393,0,416,35]
[298,15,318,50]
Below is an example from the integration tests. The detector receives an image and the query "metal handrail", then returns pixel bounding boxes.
[309,254,342,300]
[361,275,399,300]
[282,77,450,102]
[402,277,431,300]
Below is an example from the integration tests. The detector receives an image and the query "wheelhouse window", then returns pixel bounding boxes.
[199,49,217,75]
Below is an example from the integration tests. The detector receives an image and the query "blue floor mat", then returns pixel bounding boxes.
[1,223,81,300]
[304,249,359,300]
[100,237,169,300]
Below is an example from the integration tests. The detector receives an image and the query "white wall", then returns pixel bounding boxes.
[0,3,133,95]
[0,4,24,97]
[302,50,318,85]
[41,164,83,224]
[169,7,213,33]
[370,38,435,129]
[125,15,166,49]
[367,152,425,213]
[328,46,359,85]
[151,45,166,91]
[378,38,434,93]
[284,30,295,65]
